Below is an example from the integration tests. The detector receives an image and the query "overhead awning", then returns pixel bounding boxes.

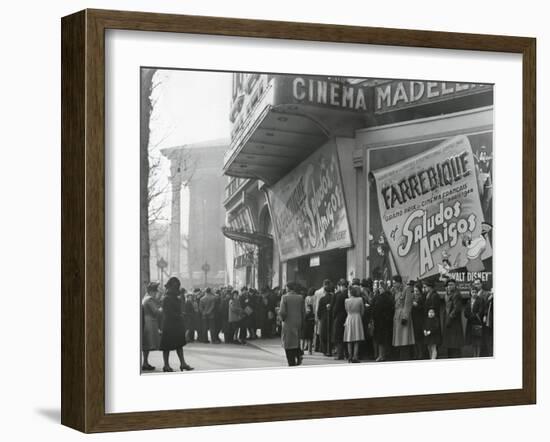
[221,226,273,247]
[223,75,369,185]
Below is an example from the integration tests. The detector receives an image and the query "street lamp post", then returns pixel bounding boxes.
[157,257,168,288]
[201,261,210,287]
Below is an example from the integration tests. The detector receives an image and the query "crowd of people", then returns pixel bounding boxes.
[141,277,281,372]
[141,274,494,371]
[278,275,494,366]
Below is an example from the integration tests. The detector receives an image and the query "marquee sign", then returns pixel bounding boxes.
[275,75,369,112]
[374,80,492,113]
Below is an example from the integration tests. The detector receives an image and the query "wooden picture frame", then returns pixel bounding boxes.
[61,8,536,433]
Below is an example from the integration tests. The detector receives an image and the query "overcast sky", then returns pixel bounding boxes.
[148,69,233,233]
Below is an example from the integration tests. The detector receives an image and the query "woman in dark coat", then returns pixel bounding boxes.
[372,284,394,362]
[261,289,276,339]
[159,277,194,372]
[464,286,485,357]
[183,292,196,342]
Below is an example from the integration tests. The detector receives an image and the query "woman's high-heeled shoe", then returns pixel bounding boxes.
[180,364,194,371]
[162,366,173,372]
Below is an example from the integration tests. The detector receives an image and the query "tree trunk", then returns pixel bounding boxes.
[140,68,156,298]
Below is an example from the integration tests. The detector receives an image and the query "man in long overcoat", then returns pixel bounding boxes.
[442,279,465,358]
[317,286,334,356]
[313,279,331,352]
[279,282,305,366]
[473,277,492,356]
[199,287,220,343]
[331,279,349,360]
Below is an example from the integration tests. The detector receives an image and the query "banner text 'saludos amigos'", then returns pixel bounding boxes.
[371,136,492,280]
[267,141,352,262]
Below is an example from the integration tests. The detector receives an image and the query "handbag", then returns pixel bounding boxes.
[367,320,375,337]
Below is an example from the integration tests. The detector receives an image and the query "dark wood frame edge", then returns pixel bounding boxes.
[61,8,536,433]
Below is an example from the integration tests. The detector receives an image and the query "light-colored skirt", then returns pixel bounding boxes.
[142,316,161,351]
[344,313,365,342]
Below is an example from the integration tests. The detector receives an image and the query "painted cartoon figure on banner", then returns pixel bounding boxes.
[474,145,493,222]
[369,232,392,281]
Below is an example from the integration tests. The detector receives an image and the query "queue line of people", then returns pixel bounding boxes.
[279,275,494,366]
[141,275,494,371]
[141,279,280,371]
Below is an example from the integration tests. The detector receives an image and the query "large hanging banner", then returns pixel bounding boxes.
[267,141,352,262]
[371,135,492,281]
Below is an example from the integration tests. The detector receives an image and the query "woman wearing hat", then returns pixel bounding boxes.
[141,282,161,371]
[159,277,194,372]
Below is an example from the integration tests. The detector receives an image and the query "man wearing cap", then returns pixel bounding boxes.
[279,281,306,366]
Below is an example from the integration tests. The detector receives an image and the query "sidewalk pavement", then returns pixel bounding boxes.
[142,337,350,373]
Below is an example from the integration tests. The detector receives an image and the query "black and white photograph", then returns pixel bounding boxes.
[139,70,494,373]
[1,0,545,437]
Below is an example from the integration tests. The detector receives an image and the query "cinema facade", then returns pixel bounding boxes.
[222,73,493,292]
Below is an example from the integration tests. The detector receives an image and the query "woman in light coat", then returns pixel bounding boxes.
[141,282,161,371]
[392,277,415,360]
[344,286,365,363]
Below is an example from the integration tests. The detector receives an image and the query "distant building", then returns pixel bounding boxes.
[162,139,229,288]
